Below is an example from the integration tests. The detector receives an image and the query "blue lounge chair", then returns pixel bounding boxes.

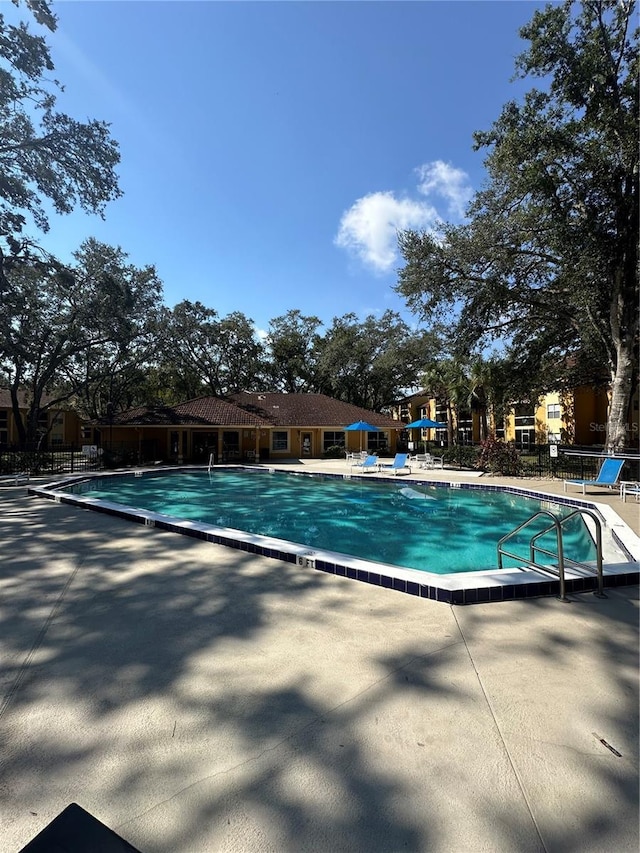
[379,453,412,476]
[351,454,379,473]
[563,457,625,494]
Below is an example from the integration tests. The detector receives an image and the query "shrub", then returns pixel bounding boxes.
[475,435,523,476]
[323,445,345,459]
[442,445,481,469]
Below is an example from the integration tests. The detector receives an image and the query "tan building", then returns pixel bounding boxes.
[96,393,403,464]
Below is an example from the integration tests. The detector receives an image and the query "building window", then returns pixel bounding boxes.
[435,401,447,422]
[514,404,535,427]
[367,431,387,452]
[456,409,472,445]
[323,431,345,451]
[272,430,288,452]
[222,431,240,459]
[547,404,561,420]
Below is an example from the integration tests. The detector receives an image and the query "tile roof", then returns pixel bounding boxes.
[174,397,271,426]
[106,393,402,430]
[110,398,270,427]
[228,392,401,428]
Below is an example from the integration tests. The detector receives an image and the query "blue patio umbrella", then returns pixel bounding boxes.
[404,418,446,452]
[405,418,447,429]
[344,420,382,452]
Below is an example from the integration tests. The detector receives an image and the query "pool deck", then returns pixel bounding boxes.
[1,467,638,852]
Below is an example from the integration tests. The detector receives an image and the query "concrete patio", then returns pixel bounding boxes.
[1,470,638,852]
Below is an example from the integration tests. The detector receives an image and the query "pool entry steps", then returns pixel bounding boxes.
[28,467,639,606]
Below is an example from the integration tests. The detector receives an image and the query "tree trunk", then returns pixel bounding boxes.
[9,384,27,447]
[606,339,636,452]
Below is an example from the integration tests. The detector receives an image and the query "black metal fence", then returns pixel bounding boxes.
[0,444,105,476]
[409,440,640,481]
[2,440,639,482]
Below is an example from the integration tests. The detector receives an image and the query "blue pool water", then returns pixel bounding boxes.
[62,469,596,575]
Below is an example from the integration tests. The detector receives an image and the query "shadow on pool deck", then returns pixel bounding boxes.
[1,485,638,853]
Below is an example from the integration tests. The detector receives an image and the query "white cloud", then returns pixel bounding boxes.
[335,161,471,273]
[334,191,437,274]
[415,160,472,219]
[254,326,268,341]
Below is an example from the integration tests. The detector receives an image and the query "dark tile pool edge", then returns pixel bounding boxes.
[28,472,640,607]
[312,557,639,605]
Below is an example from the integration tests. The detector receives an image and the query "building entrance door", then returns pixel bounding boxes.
[193,431,218,463]
[301,431,312,457]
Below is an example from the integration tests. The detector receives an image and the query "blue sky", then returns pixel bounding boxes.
[23,0,546,337]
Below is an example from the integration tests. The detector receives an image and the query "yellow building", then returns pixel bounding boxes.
[0,390,85,448]
[395,383,639,448]
[501,386,631,447]
[392,392,477,446]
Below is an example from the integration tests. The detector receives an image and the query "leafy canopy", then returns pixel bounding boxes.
[0,0,121,265]
[396,0,638,449]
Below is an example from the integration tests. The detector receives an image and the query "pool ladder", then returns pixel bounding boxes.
[497,508,605,601]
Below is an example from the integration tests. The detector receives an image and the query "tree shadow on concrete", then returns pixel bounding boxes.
[453,590,639,853]
[1,489,637,853]
[0,492,440,851]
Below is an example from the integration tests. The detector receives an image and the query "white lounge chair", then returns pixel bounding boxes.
[412,453,444,470]
[620,481,640,502]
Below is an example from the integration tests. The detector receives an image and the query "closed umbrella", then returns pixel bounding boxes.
[344,420,382,453]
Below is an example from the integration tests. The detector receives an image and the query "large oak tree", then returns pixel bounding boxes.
[396,0,638,451]
[0,239,163,445]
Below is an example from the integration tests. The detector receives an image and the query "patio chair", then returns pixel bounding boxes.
[422,453,445,470]
[350,454,380,473]
[563,457,625,494]
[620,481,640,502]
[379,453,412,476]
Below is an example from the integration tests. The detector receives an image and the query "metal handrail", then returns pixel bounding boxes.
[531,508,604,598]
[497,508,605,602]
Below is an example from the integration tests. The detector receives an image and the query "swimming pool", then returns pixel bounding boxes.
[31,466,638,604]
[58,468,595,575]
